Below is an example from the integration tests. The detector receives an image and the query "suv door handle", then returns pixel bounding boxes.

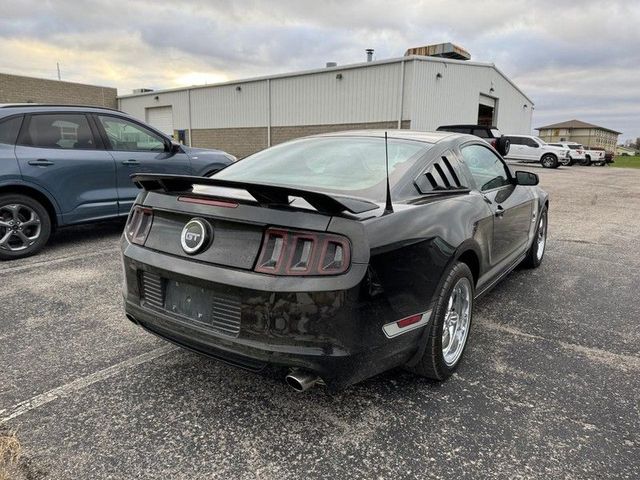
[28,159,54,166]
[121,159,140,166]
[495,205,505,217]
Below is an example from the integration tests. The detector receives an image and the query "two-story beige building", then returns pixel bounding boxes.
[536,119,620,153]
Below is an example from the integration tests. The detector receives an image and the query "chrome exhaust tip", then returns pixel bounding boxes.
[285,369,320,392]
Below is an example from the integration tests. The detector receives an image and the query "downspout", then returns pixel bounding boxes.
[267,79,272,147]
[397,59,406,129]
[187,88,193,147]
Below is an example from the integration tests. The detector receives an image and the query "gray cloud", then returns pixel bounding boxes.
[0,0,638,140]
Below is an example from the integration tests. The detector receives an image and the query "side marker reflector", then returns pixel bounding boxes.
[382,311,432,339]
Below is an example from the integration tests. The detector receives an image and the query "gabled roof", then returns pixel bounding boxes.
[536,119,621,134]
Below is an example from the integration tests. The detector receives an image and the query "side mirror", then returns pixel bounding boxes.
[515,170,539,186]
[170,140,182,154]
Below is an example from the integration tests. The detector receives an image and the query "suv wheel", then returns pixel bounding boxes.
[0,194,51,260]
[559,156,572,166]
[581,156,591,166]
[541,154,558,169]
[496,137,511,156]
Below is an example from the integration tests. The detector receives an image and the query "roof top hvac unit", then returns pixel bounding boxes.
[405,43,470,60]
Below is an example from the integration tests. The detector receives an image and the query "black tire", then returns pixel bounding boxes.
[522,206,548,268]
[559,156,572,167]
[0,194,51,261]
[496,137,510,156]
[581,156,591,166]
[409,262,474,380]
[540,153,558,169]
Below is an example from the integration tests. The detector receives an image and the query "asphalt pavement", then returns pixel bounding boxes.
[1,164,638,479]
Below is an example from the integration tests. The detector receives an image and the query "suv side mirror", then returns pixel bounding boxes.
[170,140,182,154]
[515,170,539,186]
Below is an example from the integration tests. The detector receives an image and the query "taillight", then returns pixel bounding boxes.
[255,227,351,276]
[125,206,153,245]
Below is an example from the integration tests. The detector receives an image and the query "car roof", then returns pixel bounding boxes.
[0,103,123,117]
[310,129,457,144]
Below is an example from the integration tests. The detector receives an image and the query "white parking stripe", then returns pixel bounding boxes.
[0,344,177,424]
[0,248,120,274]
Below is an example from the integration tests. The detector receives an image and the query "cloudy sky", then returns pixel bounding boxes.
[1,0,638,140]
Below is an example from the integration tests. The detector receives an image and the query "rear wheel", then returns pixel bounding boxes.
[409,262,474,380]
[582,156,591,166]
[541,154,558,169]
[522,206,547,268]
[559,156,572,166]
[0,194,51,260]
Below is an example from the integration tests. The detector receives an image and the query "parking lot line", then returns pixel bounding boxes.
[0,247,120,274]
[0,344,177,424]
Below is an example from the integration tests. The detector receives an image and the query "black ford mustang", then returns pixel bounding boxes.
[121,131,548,391]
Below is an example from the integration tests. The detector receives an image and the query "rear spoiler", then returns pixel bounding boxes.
[131,174,380,216]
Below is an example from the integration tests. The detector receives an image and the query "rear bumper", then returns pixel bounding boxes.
[122,243,427,390]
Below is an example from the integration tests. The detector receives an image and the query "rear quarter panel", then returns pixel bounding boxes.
[363,194,490,319]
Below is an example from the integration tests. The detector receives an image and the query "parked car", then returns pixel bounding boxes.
[583,147,606,166]
[121,130,549,391]
[548,142,588,166]
[436,124,510,156]
[0,104,236,260]
[504,135,570,168]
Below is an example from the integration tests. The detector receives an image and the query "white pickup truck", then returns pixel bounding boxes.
[504,135,571,168]
[584,147,606,166]
[548,142,589,166]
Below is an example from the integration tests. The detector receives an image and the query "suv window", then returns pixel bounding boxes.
[507,136,522,145]
[461,144,511,191]
[98,116,166,152]
[522,137,539,148]
[0,116,23,145]
[20,114,96,149]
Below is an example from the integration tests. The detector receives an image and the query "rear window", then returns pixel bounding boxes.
[0,116,23,145]
[215,136,429,202]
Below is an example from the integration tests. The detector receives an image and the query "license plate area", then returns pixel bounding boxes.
[140,271,241,337]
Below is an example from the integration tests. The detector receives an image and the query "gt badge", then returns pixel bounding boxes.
[181,218,211,254]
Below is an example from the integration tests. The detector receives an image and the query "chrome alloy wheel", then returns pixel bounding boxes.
[441,277,472,367]
[0,204,42,252]
[536,210,547,261]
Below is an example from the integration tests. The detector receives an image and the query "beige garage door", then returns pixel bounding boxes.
[145,106,173,136]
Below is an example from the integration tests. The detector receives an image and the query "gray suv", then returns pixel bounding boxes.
[0,104,236,260]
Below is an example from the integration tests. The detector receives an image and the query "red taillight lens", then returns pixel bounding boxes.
[125,206,153,245]
[255,228,351,276]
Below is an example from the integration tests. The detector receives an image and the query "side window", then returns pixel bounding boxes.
[524,138,538,148]
[98,116,166,152]
[507,136,521,145]
[461,144,511,192]
[0,116,23,145]
[20,114,96,150]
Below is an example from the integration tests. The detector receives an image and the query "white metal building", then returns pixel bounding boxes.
[118,55,534,158]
